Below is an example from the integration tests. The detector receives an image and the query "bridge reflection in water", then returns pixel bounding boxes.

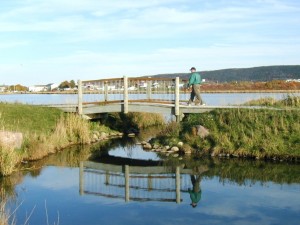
[79,161,208,204]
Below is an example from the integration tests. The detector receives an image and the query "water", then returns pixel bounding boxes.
[2,139,300,225]
[0,92,299,105]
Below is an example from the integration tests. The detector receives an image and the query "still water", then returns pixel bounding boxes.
[0,92,299,105]
[2,137,300,225]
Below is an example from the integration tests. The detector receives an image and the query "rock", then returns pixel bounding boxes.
[185,150,192,154]
[93,131,100,136]
[0,131,23,149]
[177,142,183,147]
[92,134,98,140]
[127,133,135,137]
[171,146,180,152]
[164,145,170,150]
[195,125,210,138]
[181,144,193,154]
[99,132,108,139]
[173,154,179,158]
[142,143,152,150]
[153,144,160,149]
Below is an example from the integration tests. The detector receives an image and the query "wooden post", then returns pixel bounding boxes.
[175,77,180,122]
[104,81,108,102]
[124,76,129,114]
[78,80,83,115]
[125,165,130,202]
[176,166,181,204]
[147,175,153,191]
[147,79,152,100]
[105,171,110,185]
[79,161,84,195]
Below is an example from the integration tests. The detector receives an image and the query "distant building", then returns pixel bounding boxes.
[0,85,8,92]
[28,85,47,92]
[46,83,59,91]
[286,79,300,83]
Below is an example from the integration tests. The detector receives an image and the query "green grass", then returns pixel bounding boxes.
[0,103,116,176]
[149,96,300,160]
[244,95,300,108]
[0,103,63,135]
[182,108,300,159]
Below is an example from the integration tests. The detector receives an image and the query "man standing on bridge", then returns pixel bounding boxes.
[187,67,205,106]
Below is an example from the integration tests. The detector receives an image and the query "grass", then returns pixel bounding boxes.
[182,108,300,160]
[0,103,63,134]
[101,112,165,132]
[244,95,300,108]
[151,96,300,160]
[0,103,115,176]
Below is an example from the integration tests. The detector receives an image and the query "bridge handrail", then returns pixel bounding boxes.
[78,76,185,119]
[82,77,188,83]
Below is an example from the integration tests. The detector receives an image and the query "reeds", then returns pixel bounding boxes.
[0,146,21,176]
[24,113,92,161]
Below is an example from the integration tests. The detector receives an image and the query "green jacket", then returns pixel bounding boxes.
[188,189,202,204]
[188,72,201,87]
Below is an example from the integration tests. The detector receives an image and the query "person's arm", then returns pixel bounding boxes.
[188,73,196,87]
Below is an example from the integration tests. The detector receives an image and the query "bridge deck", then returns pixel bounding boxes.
[50,102,285,119]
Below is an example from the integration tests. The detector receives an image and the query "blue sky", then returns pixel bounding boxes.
[1,0,300,86]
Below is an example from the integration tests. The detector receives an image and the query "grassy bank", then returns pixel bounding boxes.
[0,103,114,176]
[152,96,300,161]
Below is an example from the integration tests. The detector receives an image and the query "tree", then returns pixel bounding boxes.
[59,81,70,89]
[70,80,76,88]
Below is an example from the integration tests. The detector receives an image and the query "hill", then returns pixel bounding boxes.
[146,65,300,82]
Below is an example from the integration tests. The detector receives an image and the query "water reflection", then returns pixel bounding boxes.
[79,161,210,204]
[1,139,300,225]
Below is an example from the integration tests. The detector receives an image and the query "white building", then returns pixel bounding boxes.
[0,85,8,92]
[28,85,47,92]
[46,83,59,91]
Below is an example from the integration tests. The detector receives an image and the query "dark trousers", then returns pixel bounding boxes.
[188,84,203,105]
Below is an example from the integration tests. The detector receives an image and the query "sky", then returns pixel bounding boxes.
[0,0,300,86]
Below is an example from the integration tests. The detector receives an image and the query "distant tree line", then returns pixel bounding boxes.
[149,65,300,83]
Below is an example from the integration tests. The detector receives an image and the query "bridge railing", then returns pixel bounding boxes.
[77,77,189,114]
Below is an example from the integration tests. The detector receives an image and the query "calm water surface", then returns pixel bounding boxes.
[0,92,299,105]
[2,138,300,225]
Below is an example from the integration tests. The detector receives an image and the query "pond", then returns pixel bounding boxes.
[1,135,300,225]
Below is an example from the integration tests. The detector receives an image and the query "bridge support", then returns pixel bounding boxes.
[175,77,180,122]
[125,165,130,202]
[176,166,181,203]
[123,76,129,114]
[79,162,84,195]
[78,80,83,115]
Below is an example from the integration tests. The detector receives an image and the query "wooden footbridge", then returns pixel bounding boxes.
[53,76,287,121]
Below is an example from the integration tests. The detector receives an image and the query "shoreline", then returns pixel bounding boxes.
[0,89,299,95]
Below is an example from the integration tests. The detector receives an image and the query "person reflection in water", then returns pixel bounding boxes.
[188,174,202,208]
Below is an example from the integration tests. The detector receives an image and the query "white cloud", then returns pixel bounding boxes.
[0,0,299,85]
